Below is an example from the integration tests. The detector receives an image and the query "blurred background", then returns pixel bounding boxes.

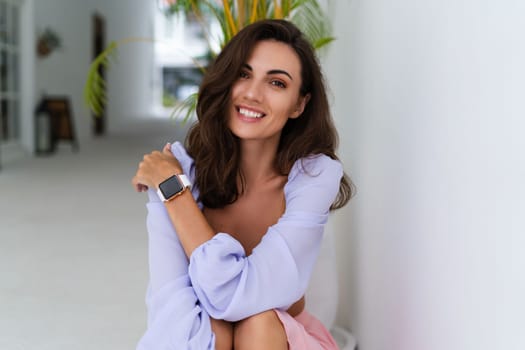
[1,0,524,349]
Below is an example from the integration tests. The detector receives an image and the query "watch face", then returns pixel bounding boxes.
[159,175,184,199]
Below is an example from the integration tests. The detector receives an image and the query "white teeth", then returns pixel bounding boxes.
[239,107,263,118]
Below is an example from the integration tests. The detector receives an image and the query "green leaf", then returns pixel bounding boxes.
[312,36,335,50]
[169,92,199,125]
[83,41,118,116]
[290,0,334,50]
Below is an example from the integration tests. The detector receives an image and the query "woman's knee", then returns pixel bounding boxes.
[234,310,287,349]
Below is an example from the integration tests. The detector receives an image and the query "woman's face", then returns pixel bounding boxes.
[228,40,308,145]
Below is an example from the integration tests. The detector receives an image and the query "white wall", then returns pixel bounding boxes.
[326,1,525,349]
[98,0,155,133]
[33,0,154,145]
[34,0,95,144]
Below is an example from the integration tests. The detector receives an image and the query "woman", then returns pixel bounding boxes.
[132,19,352,349]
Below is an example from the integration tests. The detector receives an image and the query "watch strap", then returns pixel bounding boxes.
[178,174,191,189]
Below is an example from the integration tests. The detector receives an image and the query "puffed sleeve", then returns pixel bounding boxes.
[188,155,343,322]
[136,142,214,350]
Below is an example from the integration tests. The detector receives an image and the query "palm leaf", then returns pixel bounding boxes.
[237,0,246,27]
[84,41,118,116]
[222,0,238,36]
[290,0,334,50]
[169,92,199,124]
[312,36,335,50]
[281,0,292,17]
[249,0,260,22]
[84,38,156,116]
[273,0,283,18]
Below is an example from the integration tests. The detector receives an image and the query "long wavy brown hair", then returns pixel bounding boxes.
[186,19,353,209]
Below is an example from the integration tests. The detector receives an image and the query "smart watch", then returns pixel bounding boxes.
[156,174,191,202]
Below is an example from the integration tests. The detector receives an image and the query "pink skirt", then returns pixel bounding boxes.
[274,309,339,350]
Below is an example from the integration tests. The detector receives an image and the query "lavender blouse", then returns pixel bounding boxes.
[136,142,343,349]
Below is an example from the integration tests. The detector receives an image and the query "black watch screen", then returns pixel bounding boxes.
[159,175,184,199]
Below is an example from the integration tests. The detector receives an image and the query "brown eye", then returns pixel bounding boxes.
[239,70,249,79]
[271,80,286,88]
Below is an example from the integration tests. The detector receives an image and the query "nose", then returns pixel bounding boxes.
[242,79,263,102]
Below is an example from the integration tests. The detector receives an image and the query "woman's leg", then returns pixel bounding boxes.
[211,318,233,350]
[233,310,288,350]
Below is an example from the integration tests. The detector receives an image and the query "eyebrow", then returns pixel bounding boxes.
[243,63,293,80]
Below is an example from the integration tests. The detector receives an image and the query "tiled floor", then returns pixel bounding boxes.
[0,119,190,350]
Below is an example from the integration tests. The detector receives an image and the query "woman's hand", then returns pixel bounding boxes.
[132,143,183,192]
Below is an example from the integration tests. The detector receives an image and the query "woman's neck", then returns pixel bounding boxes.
[239,139,281,189]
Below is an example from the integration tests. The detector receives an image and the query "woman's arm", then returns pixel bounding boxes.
[133,143,215,257]
[187,155,343,321]
[133,144,218,349]
[135,191,217,350]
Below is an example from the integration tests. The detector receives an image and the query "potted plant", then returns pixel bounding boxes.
[36,27,62,58]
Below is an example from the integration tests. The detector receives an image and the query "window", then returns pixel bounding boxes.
[152,7,221,117]
[0,0,20,144]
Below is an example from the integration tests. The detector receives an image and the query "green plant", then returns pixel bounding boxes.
[36,27,62,57]
[162,0,334,52]
[84,0,334,122]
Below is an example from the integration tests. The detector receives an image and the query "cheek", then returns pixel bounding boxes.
[226,102,236,126]
[230,81,243,100]
[228,86,240,115]
[279,96,301,117]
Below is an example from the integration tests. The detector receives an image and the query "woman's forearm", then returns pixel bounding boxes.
[162,190,217,258]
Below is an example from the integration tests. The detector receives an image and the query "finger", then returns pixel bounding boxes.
[132,176,146,192]
[131,176,140,191]
[163,142,172,155]
[134,182,148,192]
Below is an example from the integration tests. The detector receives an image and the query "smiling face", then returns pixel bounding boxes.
[228,40,309,145]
